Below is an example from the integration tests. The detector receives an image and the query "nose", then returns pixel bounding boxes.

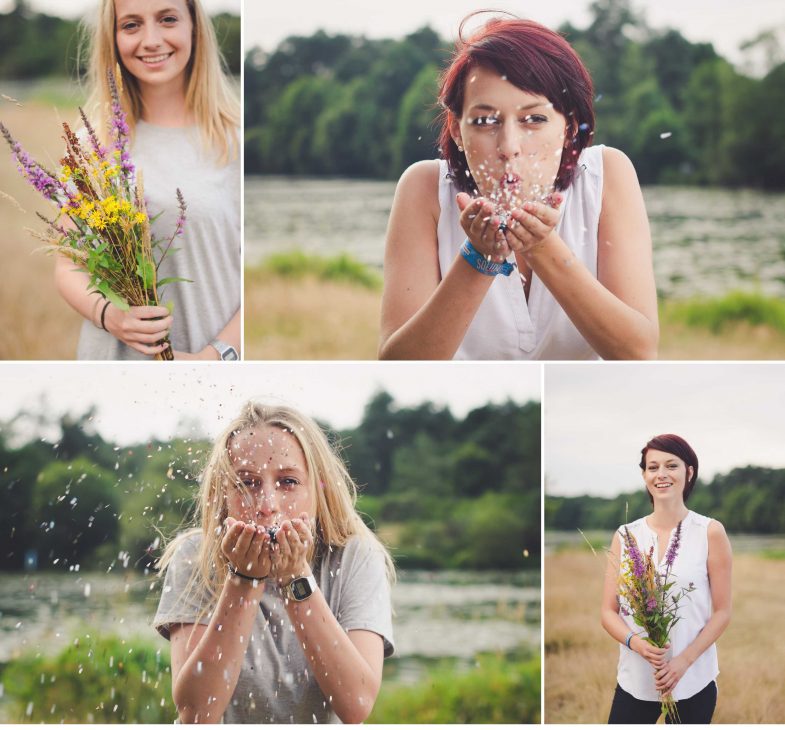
[254,483,279,516]
[497,119,520,161]
[141,22,163,49]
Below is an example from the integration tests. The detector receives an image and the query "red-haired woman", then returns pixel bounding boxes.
[600,434,732,723]
[379,15,658,360]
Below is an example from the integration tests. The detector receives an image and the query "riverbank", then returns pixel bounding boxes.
[244,256,785,360]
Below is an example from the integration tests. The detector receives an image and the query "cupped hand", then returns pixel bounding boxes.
[103,303,172,357]
[504,193,563,255]
[456,192,510,262]
[268,513,313,586]
[654,653,690,693]
[631,637,670,669]
[221,516,273,580]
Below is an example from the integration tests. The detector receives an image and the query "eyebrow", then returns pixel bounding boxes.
[117,7,180,21]
[468,101,549,113]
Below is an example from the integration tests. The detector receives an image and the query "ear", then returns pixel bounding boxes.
[686,465,694,483]
[448,113,463,149]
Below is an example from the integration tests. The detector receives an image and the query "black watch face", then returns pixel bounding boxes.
[290,577,313,601]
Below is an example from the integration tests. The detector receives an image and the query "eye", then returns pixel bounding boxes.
[119,20,140,32]
[160,15,179,25]
[237,476,260,490]
[469,115,501,128]
[277,477,300,489]
[522,114,548,124]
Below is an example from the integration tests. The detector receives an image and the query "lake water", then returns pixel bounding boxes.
[245,176,785,299]
[0,568,539,680]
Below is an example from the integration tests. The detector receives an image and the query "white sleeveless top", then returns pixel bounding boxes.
[616,510,719,701]
[436,145,604,360]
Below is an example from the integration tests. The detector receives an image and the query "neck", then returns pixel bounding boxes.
[138,82,192,127]
[649,501,688,528]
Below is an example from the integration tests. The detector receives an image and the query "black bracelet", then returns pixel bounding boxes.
[99,299,111,331]
[228,564,268,582]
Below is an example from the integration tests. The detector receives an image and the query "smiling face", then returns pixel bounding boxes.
[643,449,694,504]
[114,0,193,94]
[226,425,315,528]
[450,65,569,213]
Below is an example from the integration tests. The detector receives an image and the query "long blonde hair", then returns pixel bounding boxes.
[157,402,395,614]
[82,0,239,163]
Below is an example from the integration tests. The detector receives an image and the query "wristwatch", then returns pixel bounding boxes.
[210,339,239,361]
[284,574,317,602]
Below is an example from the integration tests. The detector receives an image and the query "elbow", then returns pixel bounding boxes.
[335,685,381,724]
[604,323,659,360]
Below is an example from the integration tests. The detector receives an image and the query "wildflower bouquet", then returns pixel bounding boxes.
[0,67,187,361]
[618,521,694,722]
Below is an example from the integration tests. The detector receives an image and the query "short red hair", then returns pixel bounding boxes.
[438,14,595,193]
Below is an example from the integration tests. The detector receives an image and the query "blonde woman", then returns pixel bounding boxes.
[153,403,395,723]
[56,0,240,360]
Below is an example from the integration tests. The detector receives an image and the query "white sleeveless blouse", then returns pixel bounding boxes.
[616,510,719,701]
[436,145,604,360]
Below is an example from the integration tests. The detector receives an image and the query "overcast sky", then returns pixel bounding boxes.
[545,363,785,498]
[243,0,785,70]
[0,362,541,444]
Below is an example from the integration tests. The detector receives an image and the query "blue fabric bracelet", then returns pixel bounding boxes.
[625,631,634,649]
[460,239,514,277]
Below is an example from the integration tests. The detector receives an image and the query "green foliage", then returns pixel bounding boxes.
[547,466,785,534]
[1,632,174,723]
[245,1,785,188]
[368,653,541,723]
[259,251,382,289]
[662,291,785,334]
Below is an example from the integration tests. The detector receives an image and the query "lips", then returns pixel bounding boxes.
[654,483,672,489]
[500,172,520,188]
[138,52,173,65]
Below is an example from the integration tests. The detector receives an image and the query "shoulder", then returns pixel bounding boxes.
[600,146,640,190]
[396,159,441,198]
[707,518,728,539]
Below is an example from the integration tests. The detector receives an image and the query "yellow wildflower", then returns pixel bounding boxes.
[133,211,147,224]
[59,165,72,183]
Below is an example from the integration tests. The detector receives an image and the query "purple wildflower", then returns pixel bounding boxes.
[174,188,186,235]
[1,122,59,200]
[623,527,646,578]
[107,69,134,178]
[646,597,657,612]
[79,108,107,161]
[664,520,682,568]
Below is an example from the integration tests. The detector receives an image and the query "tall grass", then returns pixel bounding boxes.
[661,291,785,334]
[259,251,381,290]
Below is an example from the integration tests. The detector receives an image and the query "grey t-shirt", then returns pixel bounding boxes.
[153,532,394,723]
[76,121,240,359]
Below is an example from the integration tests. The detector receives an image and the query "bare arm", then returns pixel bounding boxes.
[274,519,384,722]
[54,254,172,357]
[379,161,502,360]
[655,520,732,693]
[516,147,658,359]
[600,531,669,668]
[169,520,271,723]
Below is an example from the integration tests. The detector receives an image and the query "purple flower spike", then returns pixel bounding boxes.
[664,520,682,568]
[623,527,646,578]
[1,122,59,200]
[107,69,134,179]
[646,597,657,612]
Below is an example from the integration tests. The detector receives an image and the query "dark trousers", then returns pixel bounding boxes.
[608,681,717,724]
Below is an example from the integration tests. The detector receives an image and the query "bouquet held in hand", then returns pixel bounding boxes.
[0,67,187,361]
[618,520,695,722]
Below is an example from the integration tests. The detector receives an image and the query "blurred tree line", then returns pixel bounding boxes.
[0,392,539,574]
[546,465,785,532]
[245,0,785,189]
[0,0,241,78]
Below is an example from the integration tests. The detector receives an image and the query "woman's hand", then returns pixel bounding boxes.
[221,517,272,579]
[269,513,313,585]
[654,653,690,693]
[504,193,563,255]
[456,193,510,262]
[103,302,172,357]
[630,637,670,669]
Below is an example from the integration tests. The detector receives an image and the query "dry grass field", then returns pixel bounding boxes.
[545,549,785,723]
[0,101,81,359]
[244,270,381,359]
[658,321,785,360]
